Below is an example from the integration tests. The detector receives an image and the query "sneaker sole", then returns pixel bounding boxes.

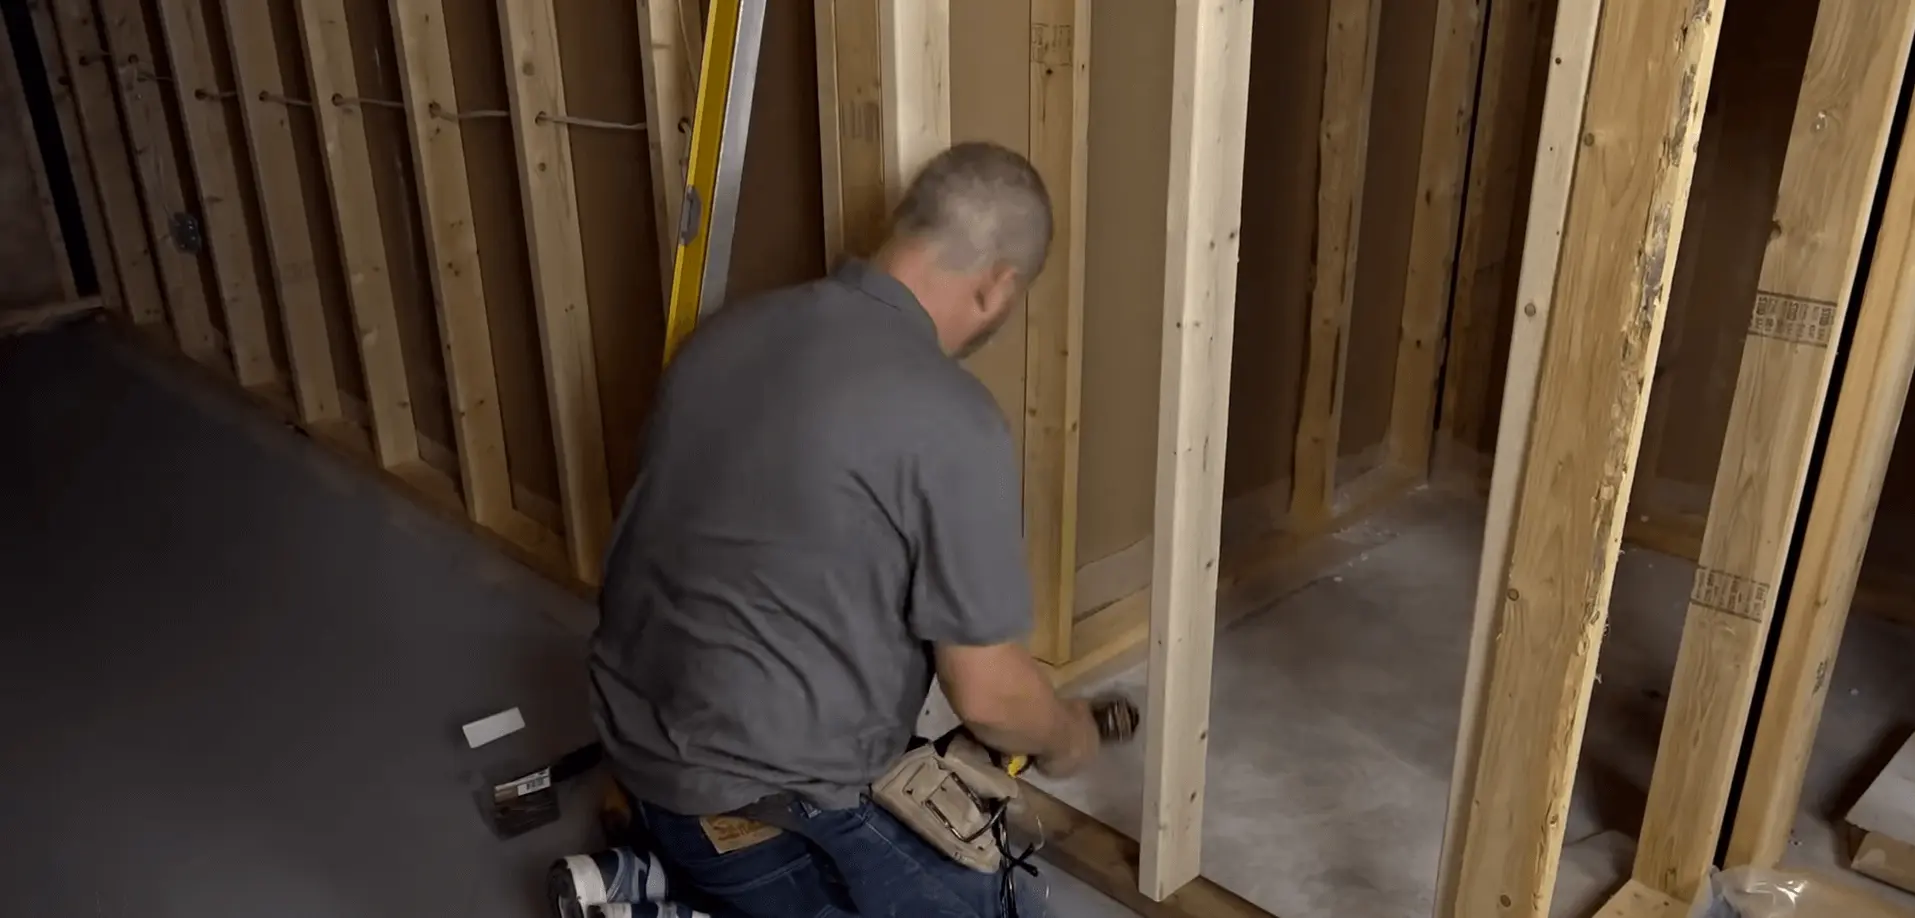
[548,854,609,918]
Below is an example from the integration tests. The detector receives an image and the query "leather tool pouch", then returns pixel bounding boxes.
[869,733,1021,873]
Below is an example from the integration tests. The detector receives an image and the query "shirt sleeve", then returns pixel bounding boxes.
[905,408,1033,646]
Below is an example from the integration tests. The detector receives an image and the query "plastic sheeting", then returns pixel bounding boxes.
[1690,867,1913,918]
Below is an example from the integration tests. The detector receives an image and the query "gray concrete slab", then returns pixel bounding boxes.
[0,325,605,916]
[0,325,1136,917]
[1036,488,1915,918]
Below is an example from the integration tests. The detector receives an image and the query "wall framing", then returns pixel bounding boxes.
[1448,1,1915,916]
[1631,0,1915,899]
[1448,2,1723,916]
[1435,0,1599,911]
[1727,25,1915,872]
[28,3,1915,917]
[1138,0,1254,898]
[1587,43,1915,913]
[13,0,732,585]
[10,2,1484,909]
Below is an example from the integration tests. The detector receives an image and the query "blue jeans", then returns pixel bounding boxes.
[631,795,1048,918]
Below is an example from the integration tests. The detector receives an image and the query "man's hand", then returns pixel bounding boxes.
[1033,698,1101,778]
[934,642,1102,773]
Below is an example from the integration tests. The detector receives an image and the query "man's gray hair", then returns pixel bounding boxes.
[890,141,1053,283]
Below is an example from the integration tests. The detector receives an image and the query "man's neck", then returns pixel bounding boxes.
[872,244,964,356]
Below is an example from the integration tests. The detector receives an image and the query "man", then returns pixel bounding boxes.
[589,141,1103,917]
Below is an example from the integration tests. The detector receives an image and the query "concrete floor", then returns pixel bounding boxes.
[1036,489,1915,918]
[0,325,1134,917]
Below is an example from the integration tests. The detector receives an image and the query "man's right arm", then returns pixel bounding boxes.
[904,393,1099,775]
[935,642,1100,777]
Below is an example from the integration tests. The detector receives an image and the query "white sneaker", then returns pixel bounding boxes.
[549,852,617,918]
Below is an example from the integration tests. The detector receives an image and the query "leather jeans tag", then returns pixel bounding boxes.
[699,814,784,853]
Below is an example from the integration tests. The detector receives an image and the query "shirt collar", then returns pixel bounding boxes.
[833,259,939,343]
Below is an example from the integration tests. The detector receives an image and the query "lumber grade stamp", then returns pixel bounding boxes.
[1689,567,1774,624]
[1748,291,1838,347]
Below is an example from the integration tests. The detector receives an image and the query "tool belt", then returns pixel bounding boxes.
[728,734,1018,874]
[868,696,1141,875]
[735,698,1139,876]
[869,731,1022,873]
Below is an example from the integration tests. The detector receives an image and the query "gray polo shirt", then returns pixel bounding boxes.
[590,260,1032,815]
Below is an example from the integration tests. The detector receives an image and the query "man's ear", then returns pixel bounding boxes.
[983,263,1021,312]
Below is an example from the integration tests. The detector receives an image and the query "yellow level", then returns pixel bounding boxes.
[662,0,768,364]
